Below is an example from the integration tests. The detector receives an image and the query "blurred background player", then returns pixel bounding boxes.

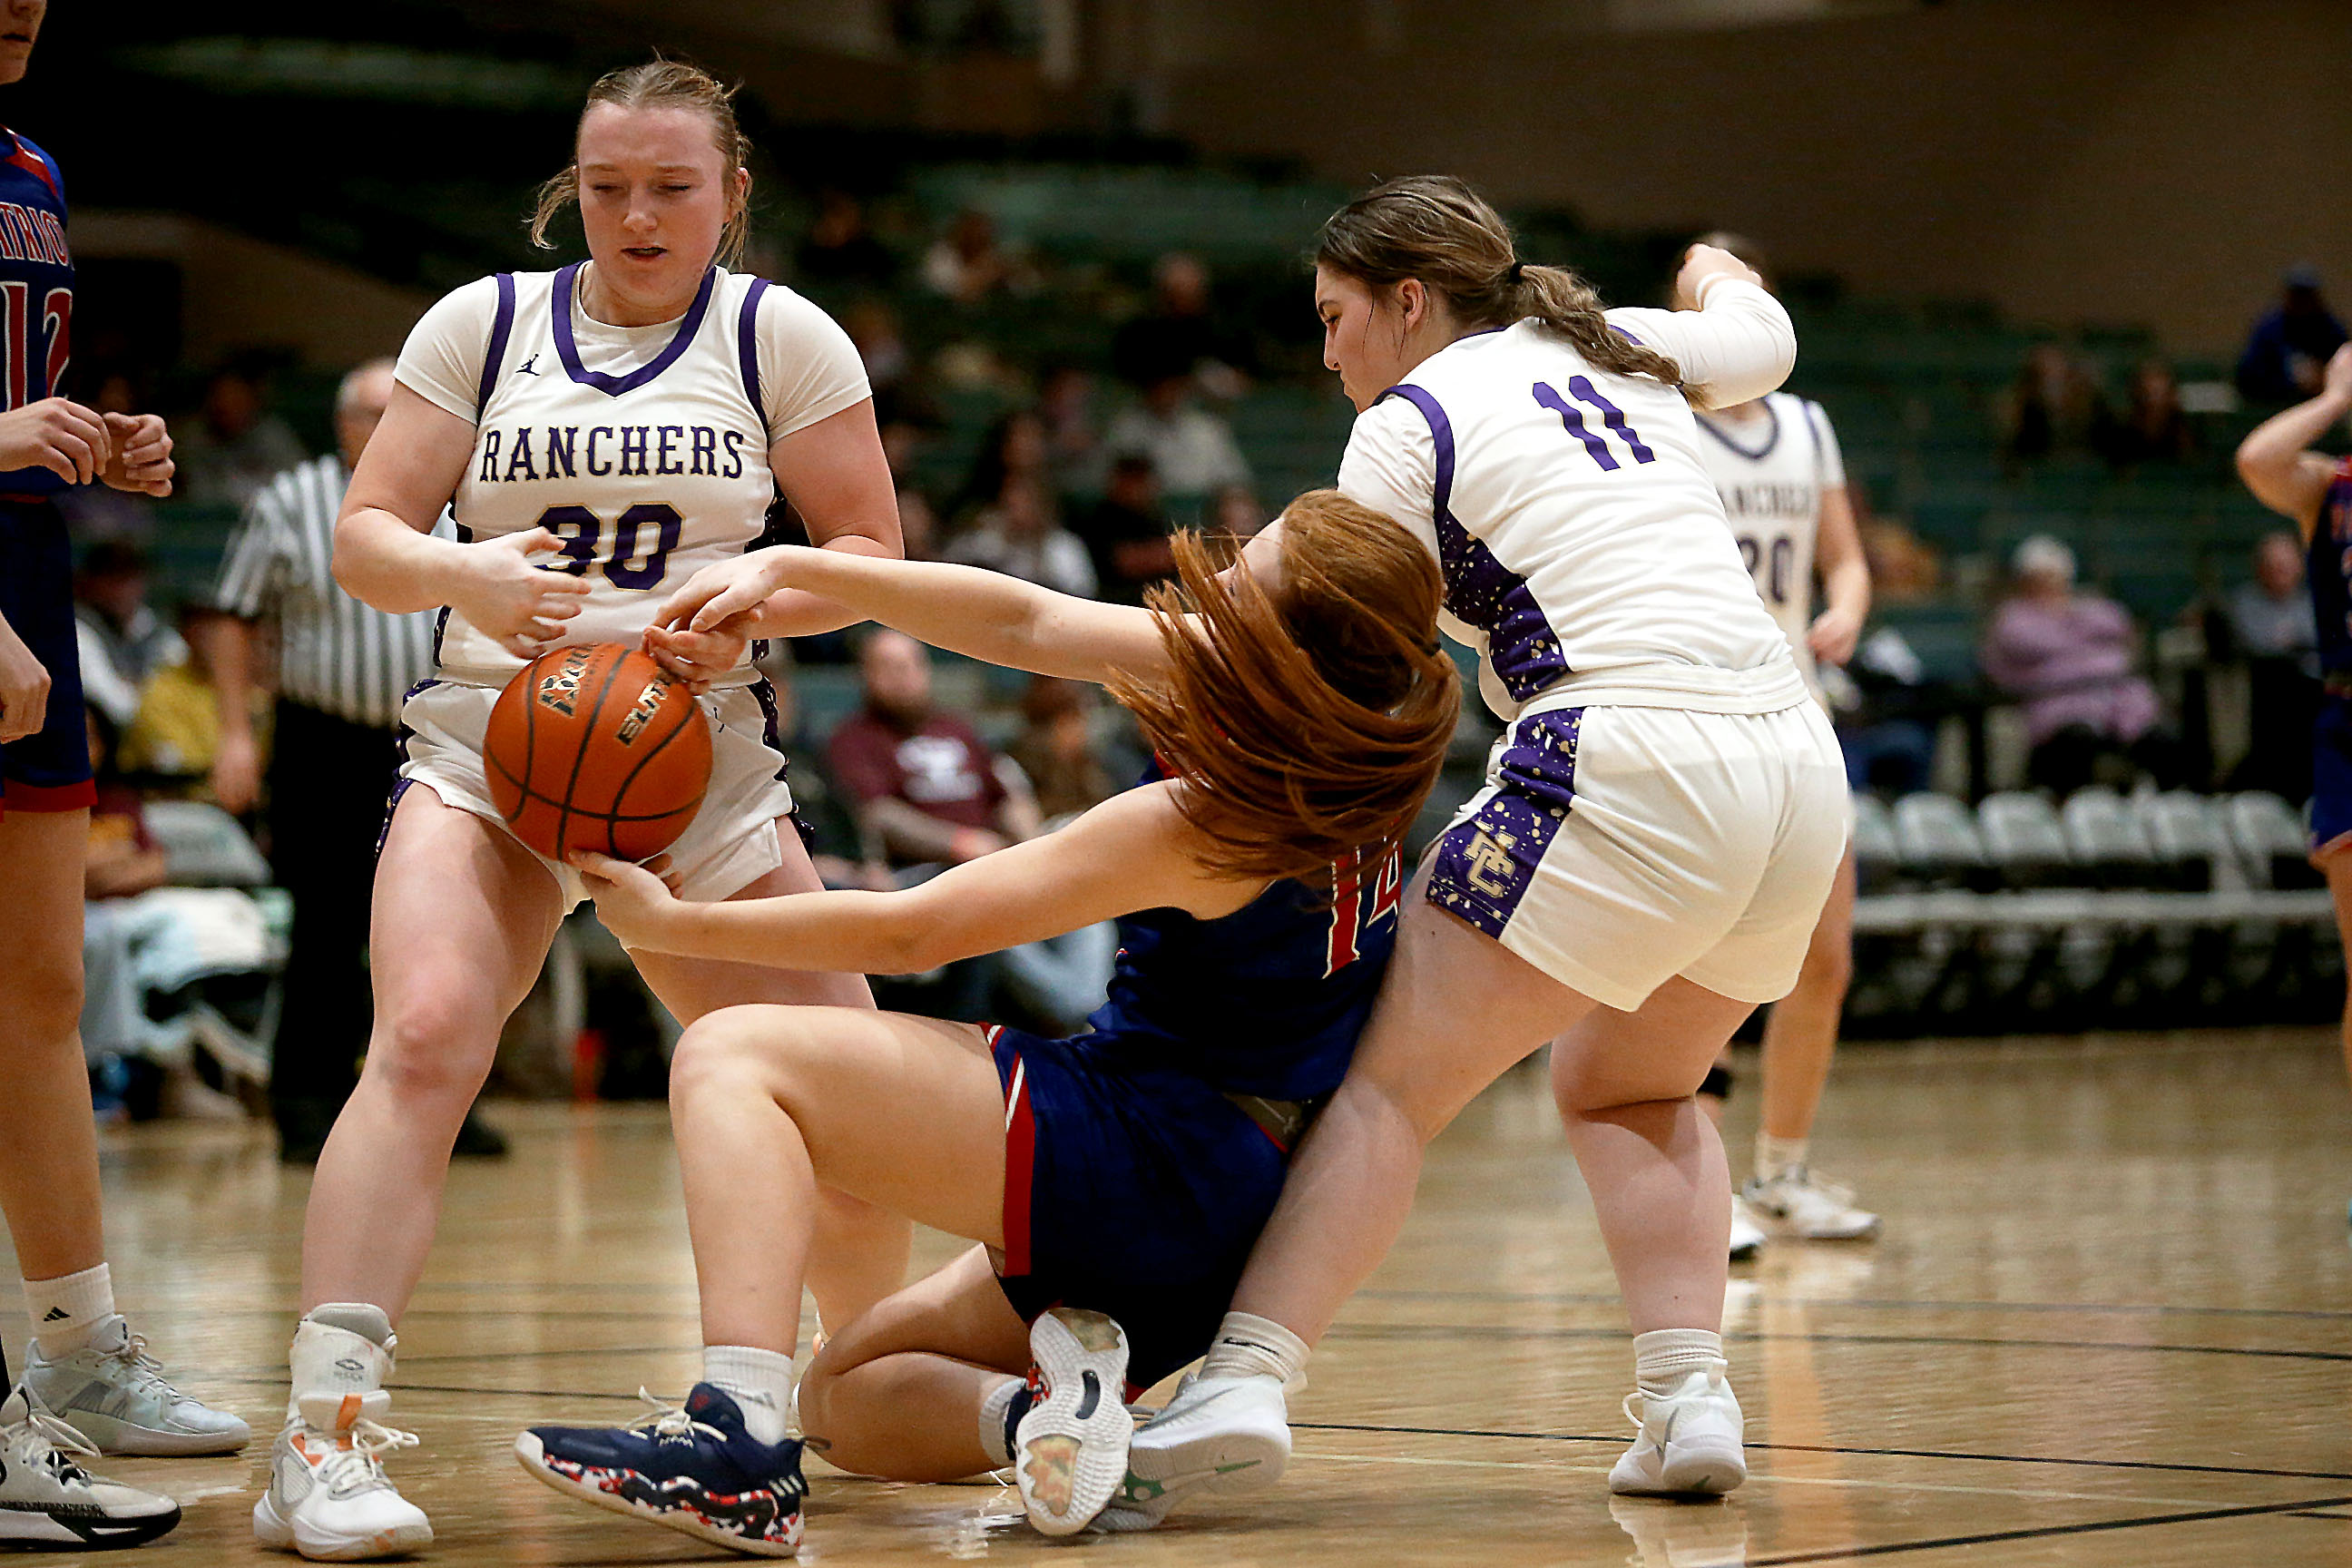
[202,358,506,1164]
[0,0,246,1550]
[254,60,904,1560]
[2233,339,2352,1221]
[1681,233,1877,1253]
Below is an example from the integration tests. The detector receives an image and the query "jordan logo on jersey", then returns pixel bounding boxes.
[515,354,539,376]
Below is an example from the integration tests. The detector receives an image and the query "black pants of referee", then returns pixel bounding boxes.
[266,699,398,1148]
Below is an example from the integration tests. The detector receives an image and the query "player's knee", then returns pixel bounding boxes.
[670,1012,779,1104]
[0,953,83,1047]
[366,995,497,1109]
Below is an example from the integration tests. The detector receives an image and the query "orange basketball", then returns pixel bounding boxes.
[484,644,713,865]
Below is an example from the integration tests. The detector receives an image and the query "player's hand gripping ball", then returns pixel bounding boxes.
[485,644,712,863]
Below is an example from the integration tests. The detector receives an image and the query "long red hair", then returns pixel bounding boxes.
[1111,490,1458,885]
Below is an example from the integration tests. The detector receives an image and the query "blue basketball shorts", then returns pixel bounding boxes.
[987,1024,1294,1391]
[0,500,93,816]
[2308,694,2352,858]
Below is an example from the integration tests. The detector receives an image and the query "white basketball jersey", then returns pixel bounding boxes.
[1338,295,1808,722]
[1692,392,1847,692]
[393,264,869,682]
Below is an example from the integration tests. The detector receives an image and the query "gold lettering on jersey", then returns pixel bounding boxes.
[1463,829,1519,899]
[536,650,592,718]
[614,679,670,744]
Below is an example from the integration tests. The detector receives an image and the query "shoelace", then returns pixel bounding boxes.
[626,1388,726,1445]
[310,1418,421,1496]
[93,1333,188,1405]
[7,1400,103,1486]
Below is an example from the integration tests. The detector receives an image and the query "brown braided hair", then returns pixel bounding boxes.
[1318,174,1683,388]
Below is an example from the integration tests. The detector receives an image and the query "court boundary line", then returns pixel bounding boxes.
[1328,1320,2352,1363]
[1289,1422,2352,1484]
[1739,1492,2352,1563]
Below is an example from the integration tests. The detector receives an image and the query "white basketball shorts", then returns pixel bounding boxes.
[391,677,797,912]
[1426,701,1848,1012]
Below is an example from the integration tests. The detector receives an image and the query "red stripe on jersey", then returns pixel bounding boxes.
[0,779,95,814]
[0,132,56,201]
[999,1053,1035,1277]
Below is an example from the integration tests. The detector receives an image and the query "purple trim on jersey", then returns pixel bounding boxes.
[1426,708,1583,938]
[736,277,772,412]
[1695,399,1781,462]
[1381,383,1569,702]
[475,273,516,419]
[750,676,789,783]
[378,678,442,858]
[1609,323,1642,345]
[551,262,718,397]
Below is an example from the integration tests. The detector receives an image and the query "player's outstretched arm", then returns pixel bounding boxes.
[2238,343,2352,537]
[1612,245,1795,410]
[575,781,1261,973]
[656,544,1174,687]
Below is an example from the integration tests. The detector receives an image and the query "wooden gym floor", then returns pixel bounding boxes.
[9,1024,2349,1565]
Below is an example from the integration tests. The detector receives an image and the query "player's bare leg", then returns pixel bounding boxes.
[0,809,103,1284]
[300,785,565,1318]
[632,818,912,1333]
[796,1246,1031,1481]
[1746,848,1875,1240]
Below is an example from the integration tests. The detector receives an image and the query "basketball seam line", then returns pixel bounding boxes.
[556,652,632,859]
[609,680,703,825]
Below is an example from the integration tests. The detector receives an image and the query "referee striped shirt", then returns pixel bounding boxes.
[214,454,453,730]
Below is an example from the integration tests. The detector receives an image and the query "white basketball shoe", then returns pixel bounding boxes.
[1728,1196,1767,1261]
[252,1310,432,1561]
[1012,1309,1133,1537]
[1742,1166,1879,1240]
[24,1315,250,1455]
[0,1381,181,1550]
[1608,1363,1746,1497]
[1094,1371,1290,1533]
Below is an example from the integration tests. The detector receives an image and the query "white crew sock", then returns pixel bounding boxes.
[1633,1328,1726,1396]
[703,1345,796,1446]
[1756,1134,1810,1183]
[288,1302,395,1423]
[25,1264,113,1357]
[1195,1311,1310,1389]
[976,1374,1025,1466]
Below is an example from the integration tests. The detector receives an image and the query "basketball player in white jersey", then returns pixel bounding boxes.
[1092,178,1847,1524]
[1682,235,1878,1250]
[253,63,906,1561]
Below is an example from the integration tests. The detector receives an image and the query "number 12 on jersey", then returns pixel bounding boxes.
[1533,377,1655,472]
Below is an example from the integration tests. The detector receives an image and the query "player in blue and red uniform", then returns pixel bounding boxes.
[509,489,1457,1555]
[2238,340,2352,1222]
[0,1,251,1552]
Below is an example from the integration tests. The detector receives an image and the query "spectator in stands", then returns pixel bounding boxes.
[1004,675,1122,823]
[2102,358,2198,468]
[841,298,928,427]
[1037,362,1102,488]
[2001,344,2112,466]
[2236,266,2349,405]
[948,408,1052,524]
[826,630,1044,1020]
[1112,252,1255,401]
[1103,369,1250,496]
[796,188,897,288]
[120,604,248,795]
[1980,535,2175,795]
[756,662,880,891]
[172,360,309,511]
[2223,531,2321,799]
[921,208,1029,305]
[1859,517,1940,602]
[941,474,1096,597]
[1210,484,1269,540]
[73,540,181,731]
[1073,453,1177,604]
[200,358,498,1163]
[54,370,160,548]
[895,484,941,563]
[828,629,1042,872]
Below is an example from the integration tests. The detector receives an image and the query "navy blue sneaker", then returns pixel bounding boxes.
[515,1385,806,1557]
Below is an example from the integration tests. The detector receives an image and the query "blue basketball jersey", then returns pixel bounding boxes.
[0,127,70,496]
[1076,779,1404,1102]
[2308,457,2352,677]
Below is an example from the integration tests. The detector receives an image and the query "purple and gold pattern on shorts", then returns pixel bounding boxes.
[1381,384,1568,702]
[1427,708,1583,937]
